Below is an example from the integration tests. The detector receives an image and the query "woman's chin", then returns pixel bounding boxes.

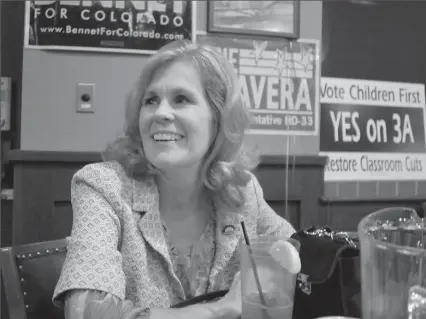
[151,157,191,171]
[153,158,203,176]
[147,149,202,172]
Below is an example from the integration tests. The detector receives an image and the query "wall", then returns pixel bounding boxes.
[19,1,322,154]
[321,1,426,201]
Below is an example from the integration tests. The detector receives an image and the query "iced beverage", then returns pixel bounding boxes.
[240,235,299,319]
[242,292,294,319]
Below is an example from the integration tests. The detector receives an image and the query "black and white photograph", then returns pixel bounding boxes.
[208,0,299,38]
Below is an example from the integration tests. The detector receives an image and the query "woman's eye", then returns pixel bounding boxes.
[143,97,157,105]
[175,95,190,104]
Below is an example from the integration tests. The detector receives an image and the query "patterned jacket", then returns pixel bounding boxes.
[53,161,295,309]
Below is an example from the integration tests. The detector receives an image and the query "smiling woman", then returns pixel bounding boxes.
[138,60,215,184]
[52,40,296,319]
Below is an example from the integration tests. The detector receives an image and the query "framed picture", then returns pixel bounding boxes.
[208,1,300,39]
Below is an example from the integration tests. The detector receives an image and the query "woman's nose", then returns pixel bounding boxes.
[153,99,174,122]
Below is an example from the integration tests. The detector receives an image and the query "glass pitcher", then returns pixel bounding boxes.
[358,207,426,319]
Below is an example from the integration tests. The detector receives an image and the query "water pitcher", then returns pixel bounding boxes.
[358,207,426,318]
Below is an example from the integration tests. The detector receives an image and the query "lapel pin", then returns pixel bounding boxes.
[222,225,236,235]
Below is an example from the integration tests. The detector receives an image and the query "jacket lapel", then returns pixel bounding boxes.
[132,176,171,262]
[131,177,186,298]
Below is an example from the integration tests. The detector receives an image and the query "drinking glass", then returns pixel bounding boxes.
[240,235,300,319]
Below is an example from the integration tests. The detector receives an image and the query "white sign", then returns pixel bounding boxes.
[320,77,426,181]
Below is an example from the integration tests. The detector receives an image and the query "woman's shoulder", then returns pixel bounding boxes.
[75,160,125,176]
[72,161,156,195]
[73,160,153,186]
[240,171,263,198]
[71,161,154,212]
[73,161,130,184]
[222,171,264,216]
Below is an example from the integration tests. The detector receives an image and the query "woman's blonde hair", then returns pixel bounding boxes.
[103,40,260,209]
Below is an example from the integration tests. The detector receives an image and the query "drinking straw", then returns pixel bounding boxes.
[240,221,270,319]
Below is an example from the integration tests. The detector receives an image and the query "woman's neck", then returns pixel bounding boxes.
[155,171,213,249]
[156,172,208,222]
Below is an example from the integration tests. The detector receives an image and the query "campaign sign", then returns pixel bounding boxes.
[197,35,320,135]
[320,77,426,181]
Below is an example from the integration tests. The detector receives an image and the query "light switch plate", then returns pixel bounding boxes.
[76,83,95,113]
[1,77,12,131]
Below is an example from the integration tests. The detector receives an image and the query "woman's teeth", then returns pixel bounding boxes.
[153,133,183,141]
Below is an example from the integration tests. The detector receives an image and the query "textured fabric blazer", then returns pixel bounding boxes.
[53,161,295,309]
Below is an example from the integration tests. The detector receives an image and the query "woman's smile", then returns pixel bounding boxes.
[152,132,185,142]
